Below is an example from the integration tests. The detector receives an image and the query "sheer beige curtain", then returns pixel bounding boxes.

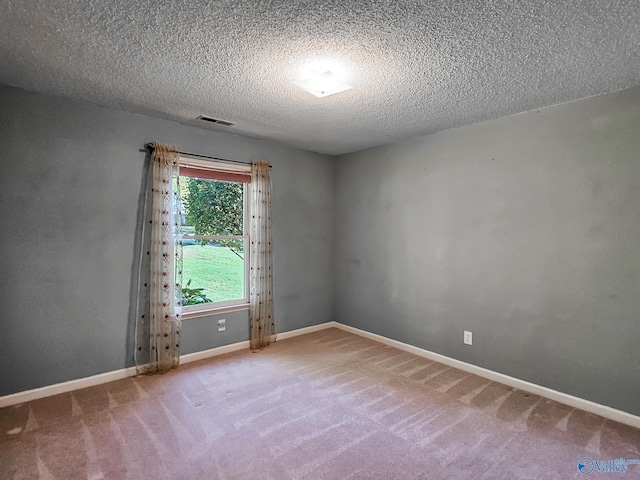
[250,161,274,350]
[136,142,183,373]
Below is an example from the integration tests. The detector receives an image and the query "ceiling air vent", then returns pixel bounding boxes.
[197,115,235,127]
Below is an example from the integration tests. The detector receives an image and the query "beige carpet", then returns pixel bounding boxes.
[1,328,639,479]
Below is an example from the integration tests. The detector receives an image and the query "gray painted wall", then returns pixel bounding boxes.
[334,87,640,416]
[0,86,334,396]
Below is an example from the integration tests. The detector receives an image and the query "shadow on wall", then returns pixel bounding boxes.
[126,152,153,369]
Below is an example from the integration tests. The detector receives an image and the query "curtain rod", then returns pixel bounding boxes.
[140,143,272,168]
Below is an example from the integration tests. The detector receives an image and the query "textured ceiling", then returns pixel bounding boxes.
[1,1,639,155]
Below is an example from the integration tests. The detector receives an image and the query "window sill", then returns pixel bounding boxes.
[182,303,250,320]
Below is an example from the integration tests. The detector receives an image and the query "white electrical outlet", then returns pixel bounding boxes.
[464,331,472,345]
[218,318,226,332]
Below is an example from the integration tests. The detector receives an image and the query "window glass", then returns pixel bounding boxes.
[178,171,248,310]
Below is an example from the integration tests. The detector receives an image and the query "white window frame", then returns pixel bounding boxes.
[177,157,251,319]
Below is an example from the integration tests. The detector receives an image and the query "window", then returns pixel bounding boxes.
[177,158,251,316]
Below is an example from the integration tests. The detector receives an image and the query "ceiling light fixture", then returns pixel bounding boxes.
[294,70,353,98]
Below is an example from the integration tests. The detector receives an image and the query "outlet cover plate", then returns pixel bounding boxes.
[464,331,472,345]
[218,319,226,332]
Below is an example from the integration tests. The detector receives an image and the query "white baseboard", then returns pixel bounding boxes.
[3,320,638,430]
[181,322,337,365]
[333,322,640,429]
[0,323,336,409]
[276,321,335,340]
[180,340,250,364]
[0,367,139,408]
